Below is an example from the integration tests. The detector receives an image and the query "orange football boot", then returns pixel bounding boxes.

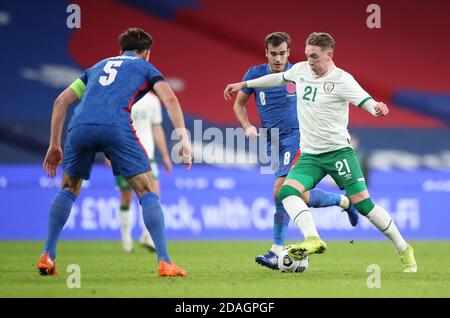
[158,260,188,277]
[37,253,59,276]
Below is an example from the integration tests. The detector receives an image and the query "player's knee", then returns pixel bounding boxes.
[61,174,83,197]
[300,191,310,205]
[61,183,82,197]
[121,190,133,205]
[134,183,153,197]
[354,197,375,216]
[273,180,284,201]
[60,186,79,199]
[273,187,280,201]
[130,180,154,197]
[126,172,155,196]
[278,185,302,202]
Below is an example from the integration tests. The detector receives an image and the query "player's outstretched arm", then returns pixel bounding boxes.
[43,87,79,177]
[153,81,192,170]
[342,73,389,118]
[152,124,173,173]
[224,73,287,100]
[232,91,259,139]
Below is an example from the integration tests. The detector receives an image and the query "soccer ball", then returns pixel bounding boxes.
[278,245,309,273]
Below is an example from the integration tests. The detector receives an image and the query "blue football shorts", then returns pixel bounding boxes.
[267,132,300,179]
[62,124,151,180]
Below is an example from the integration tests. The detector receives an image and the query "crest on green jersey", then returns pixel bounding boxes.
[324,82,334,93]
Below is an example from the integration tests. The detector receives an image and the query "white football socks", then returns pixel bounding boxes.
[119,209,133,252]
[270,244,283,256]
[366,205,408,251]
[339,195,350,209]
[140,229,155,248]
[282,195,319,239]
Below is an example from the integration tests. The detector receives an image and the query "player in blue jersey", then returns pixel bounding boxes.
[232,32,359,270]
[37,28,192,277]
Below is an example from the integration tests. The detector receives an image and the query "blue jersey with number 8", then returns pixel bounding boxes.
[241,63,299,140]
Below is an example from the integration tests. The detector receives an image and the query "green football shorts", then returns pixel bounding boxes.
[115,159,159,191]
[286,147,367,196]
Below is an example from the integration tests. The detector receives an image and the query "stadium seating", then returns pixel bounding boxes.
[0,0,449,161]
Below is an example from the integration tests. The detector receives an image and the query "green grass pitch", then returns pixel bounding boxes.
[1,241,449,298]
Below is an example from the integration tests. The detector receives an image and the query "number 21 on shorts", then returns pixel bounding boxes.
[335,159,351,175]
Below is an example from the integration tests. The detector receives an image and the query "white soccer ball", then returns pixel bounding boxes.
[278,245,309,273]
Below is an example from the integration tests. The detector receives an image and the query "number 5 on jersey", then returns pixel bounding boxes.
[99,60,123,86]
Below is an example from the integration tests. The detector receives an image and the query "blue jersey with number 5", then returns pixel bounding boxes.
[68,51,164,131]
[241,63,299,140]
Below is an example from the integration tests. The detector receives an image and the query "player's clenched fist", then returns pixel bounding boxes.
[224,82,246,100]
[179,138,193,170]
[374,102,389,117]
[244,125,259,139]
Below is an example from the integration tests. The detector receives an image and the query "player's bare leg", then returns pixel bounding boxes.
[38,173,82,275]
[126,172,187,277]
[256,177,322,268]
[256,174,357,268]
[278,179,326,261]
[349,190,417,273]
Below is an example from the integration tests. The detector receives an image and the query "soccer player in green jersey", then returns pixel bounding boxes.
[224,32,417,273]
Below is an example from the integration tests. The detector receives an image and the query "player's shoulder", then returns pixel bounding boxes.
[90,55,133,69]
[246,63,270,77]
[293,61,308,69]
[333,65,355,82]
[287,61,308,74]
[297,61,308,67]
[120,56,152,68]
[136,60,163,77]
[90,57,111,69]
